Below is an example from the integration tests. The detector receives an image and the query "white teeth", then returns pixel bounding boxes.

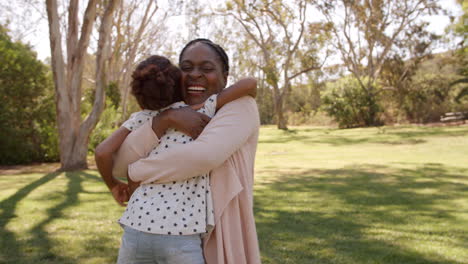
[188,86,206,91]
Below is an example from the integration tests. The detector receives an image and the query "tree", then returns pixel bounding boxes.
[224,0,330,129]
[316,0,442,126]
[379,32,439,123]
[400,58,459,123]
[286,72,324,124]
[108,0,169,121]
[0,25,58,164]
[46,0,120,170]
[448,0,467,103]
[211,17,277,125]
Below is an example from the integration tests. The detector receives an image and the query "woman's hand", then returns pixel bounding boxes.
[154,107,211,139]
[190,102,205,111]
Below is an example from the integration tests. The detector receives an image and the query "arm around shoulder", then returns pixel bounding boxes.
[216,77,257,110]
[129,96,260,183]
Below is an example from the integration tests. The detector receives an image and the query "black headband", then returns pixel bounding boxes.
[179,38,230,74]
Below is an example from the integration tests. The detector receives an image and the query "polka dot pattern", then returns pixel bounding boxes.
[119,94,217,235]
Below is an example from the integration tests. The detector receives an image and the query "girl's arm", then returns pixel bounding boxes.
[94,127,131,206]
[215,77,257,111]
[96,110,174,204]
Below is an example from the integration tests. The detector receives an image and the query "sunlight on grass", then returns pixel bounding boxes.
[254,125,468,264]
[0,171,124,264]
[0,125,467,263]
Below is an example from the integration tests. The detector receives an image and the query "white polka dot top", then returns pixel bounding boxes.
[118,94,217,235]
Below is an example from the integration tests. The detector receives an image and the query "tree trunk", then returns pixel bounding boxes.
[60,138,89,171]
[121,77,131,120]
[47,0,119,171]
[275,100,288,130]
[273,87,288,130]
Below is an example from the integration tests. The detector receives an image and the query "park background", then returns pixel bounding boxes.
[0,0,467,263]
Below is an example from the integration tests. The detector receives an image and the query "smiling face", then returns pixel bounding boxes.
[179,42,228,105]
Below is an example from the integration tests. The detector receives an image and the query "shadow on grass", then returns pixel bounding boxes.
[26,172,84,264]
[254,164,468,264]
[80,171,103,182]
[0,171,113,264]
[0,172,60,263]
[259,126,468,146]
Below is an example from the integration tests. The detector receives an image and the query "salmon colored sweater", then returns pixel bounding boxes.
[113,96,262,264]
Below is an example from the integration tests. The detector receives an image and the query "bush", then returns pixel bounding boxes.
[88,106,122,153]
[403,73,459,123]
[0,26,59,164]
[321,76,383,128]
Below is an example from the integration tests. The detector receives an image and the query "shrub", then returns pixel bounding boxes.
[321,76,382,128]
[0,26,59,164]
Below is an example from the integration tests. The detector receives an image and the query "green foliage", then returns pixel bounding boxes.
[284,76,324,125]
[451,0,467,42]
[321,76,382,128]
[453,55,468,103]
[106,81,121,109]
[316,0,442,127]
[402,72,461,123]
[288,82,321,115]
[450,3,468,104]
[85,81,121,110]
[85,80,122,154]
[256,84,275,125]
[452,78,468,103]
[380,52,467,123]
[0,25,59,164]
[322,50,468,126]
[88,105,122,153]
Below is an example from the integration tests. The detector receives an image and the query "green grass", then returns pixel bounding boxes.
[1,125,467,263]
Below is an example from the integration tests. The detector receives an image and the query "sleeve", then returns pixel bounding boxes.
[202,94,218,117]
[112,119,160,179]
[128,96,260,184]
[122,111,153,131]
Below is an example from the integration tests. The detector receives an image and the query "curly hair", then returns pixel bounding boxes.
[131,55,182,110]
[179,38,230,74]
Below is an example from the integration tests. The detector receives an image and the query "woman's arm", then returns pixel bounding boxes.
[112,107,212,179]
[216,77,257,110]
[127,97,259,184]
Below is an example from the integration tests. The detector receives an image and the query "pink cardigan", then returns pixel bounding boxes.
[113,97,262,264]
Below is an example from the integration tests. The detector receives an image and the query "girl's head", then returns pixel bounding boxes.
[131,55,182,110]
[178,39,230,105]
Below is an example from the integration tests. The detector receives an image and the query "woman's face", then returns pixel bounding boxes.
[179,43,227,105]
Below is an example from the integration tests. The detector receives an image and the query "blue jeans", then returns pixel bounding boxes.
[117,226,205,264]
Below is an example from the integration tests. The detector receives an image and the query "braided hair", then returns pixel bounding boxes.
[131,55,182,110]
[179,38,230,74]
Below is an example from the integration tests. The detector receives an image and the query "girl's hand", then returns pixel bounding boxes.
[128,180,140,197]
[111,182,129,207]
[248,86,257,98]
[159,107,211,139]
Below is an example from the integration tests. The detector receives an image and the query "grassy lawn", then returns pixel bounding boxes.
[1,125,467,264]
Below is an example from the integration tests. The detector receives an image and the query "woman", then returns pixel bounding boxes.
[113,39,261,264]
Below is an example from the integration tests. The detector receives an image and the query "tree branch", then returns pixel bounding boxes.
[81,0,120,135]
